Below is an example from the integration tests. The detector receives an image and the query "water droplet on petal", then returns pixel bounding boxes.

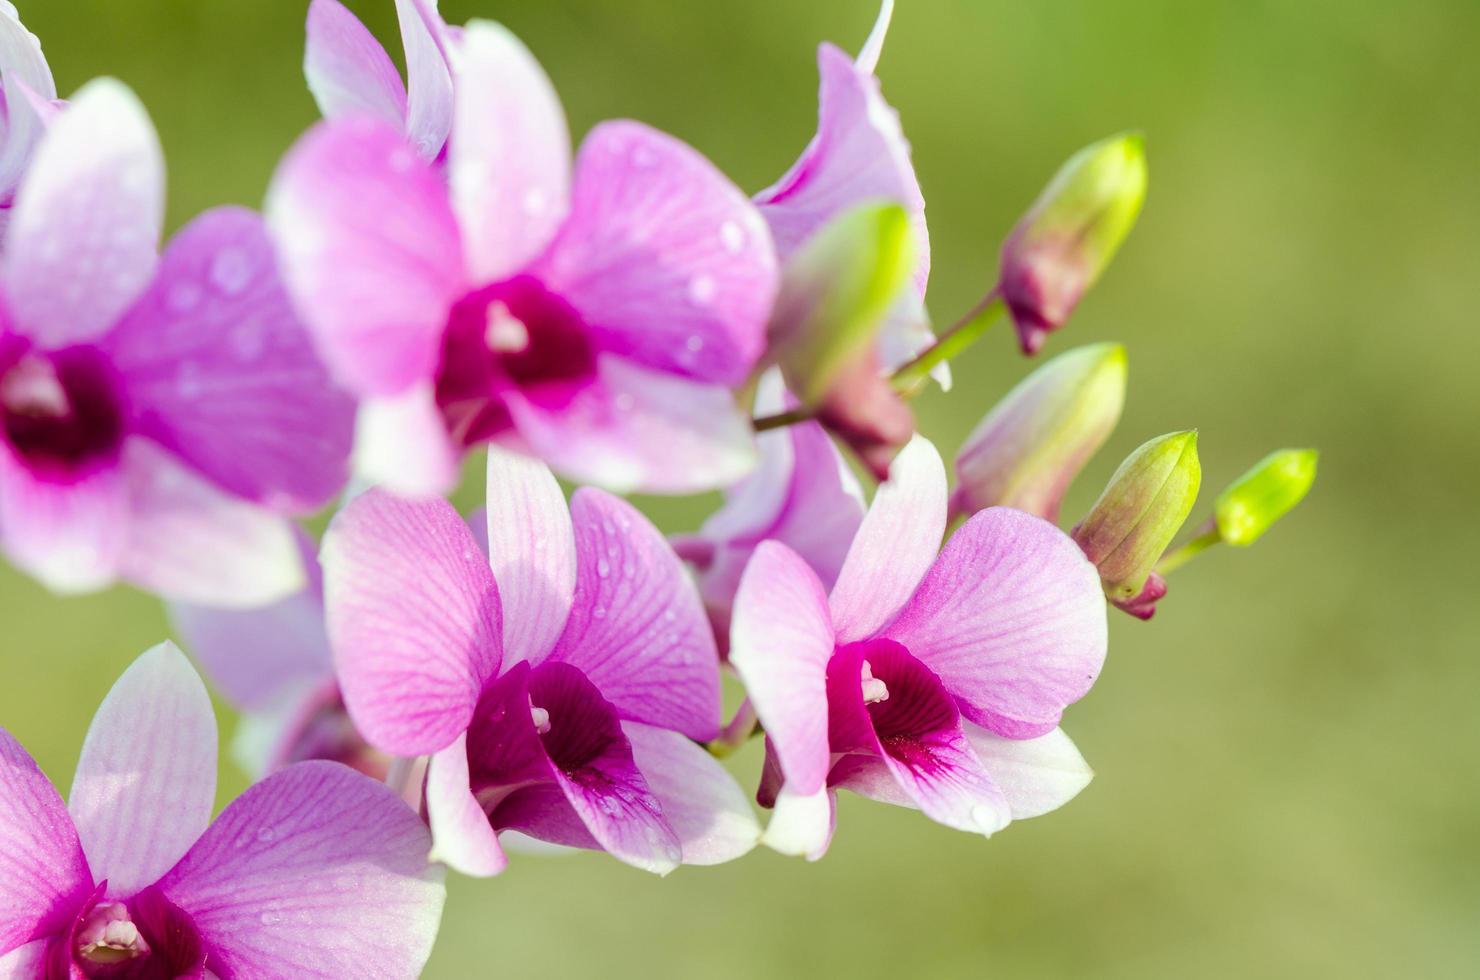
[970,804,1003,834]
[256,826,277,844]
[687,274,717,306]
[523,188,548,215]
[720,220,745,254]
[166,282,203,314]
[210,248,253,296]
[631,145,658,168]
[259,910,282,926]
[596,559,611,578]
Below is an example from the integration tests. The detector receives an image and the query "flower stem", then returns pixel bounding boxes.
[384,756,426,809]
[707,699,761,757]
[749,287,1006,432]
[1155,523,1223,575]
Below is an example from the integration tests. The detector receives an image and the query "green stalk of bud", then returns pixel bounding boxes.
[1214,449,1319,546]
[952,342,1127,522]
[999,132,1147,355]
[1072,430,1200,600]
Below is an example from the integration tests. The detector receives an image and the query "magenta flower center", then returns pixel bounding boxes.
[434,276,598,447]
[828,638,961,769]
[0,345,127,478]
[64,889,205,980]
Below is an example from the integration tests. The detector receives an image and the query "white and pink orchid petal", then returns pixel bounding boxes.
[116,440,305,608]
[505,355,756,495]
[483,448,576,665]
[0,444,127,594]
[267,117,464,397]
[157,761,445,980]
[623,722,760,866]
[168,528,330,712]
[68,642,216,897]
[826,642,1011,835]
[883,506,1108,739]
[827,434,946,643]
[0,4,55,101]
[760,784,834,861]
[0,940,49,977]
[304,0,409,129]
[2,79,162,347]
[532,120,776,386]
[105,206,354,514]
[0,75,49,204]
[0,726,91,953]
[353,383,462,498]
[450,20,570,284]
[396,0,453,159]
[545,488,720,740]
[322,489,502,756]
[729,541,835,795]
[963,723,1093,820]
[426,733,508,877]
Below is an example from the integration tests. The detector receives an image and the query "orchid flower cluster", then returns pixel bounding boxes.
[0,1,1319,976]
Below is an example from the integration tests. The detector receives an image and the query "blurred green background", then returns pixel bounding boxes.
[5,0,1478,976]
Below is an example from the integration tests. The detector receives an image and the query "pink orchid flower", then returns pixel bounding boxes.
[304,0,454,162]
[169,527,389,782]
[269,20,776,497]
[0,80,353,603]
[0,1,58,243]
[728,436,1107,859]
[672,368,865,653]
[323,450,761,877]
[0,643,444,978]
[755,0,945,384]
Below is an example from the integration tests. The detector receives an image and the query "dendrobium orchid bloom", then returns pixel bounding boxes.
[672,369,865,651]
[270,20,777,497]
[170,528,388,781]
[304,0,453,162]
[323,450,761,877]
[0,643,445,978]
[729,437,1107,859]
[0,80,353,603]
[0,1,58,244]
[756,0,943,383]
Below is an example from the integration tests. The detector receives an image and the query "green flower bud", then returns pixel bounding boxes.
[952,342,1127,522]
[1213,449,1318,546]
[1072,430,1200,600]
[769,200,916,406]
[999,132,1148,354]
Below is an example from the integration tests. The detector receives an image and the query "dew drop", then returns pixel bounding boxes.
[596,559,611,578]
[970,804,1002,834]
[210,248,252,296]
[523,188,548,215]
[630,145,658,168]
[166,282,203,314]
[719,220,745,254]
[684,335,705,353]
[687,274,717,306]
[256,826,277,844]
[593,606,608,620]
[259,910,282,927]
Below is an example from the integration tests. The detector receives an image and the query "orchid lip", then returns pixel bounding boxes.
[0,343,128,479]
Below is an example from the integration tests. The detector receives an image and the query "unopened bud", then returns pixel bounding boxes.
[815,345,914,481]
[999,132,1147,354]
[770,200,916,406]
[952,342,1126,522]
[1110,571,1167,621]
[1214,449,1318,546]
[1072,430,1200,600]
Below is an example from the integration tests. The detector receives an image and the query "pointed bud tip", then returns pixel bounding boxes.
[1214,448,1318,547]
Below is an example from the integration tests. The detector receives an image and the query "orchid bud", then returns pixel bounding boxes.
[770,200,917,406]
[999,132,1147,355]
[1213,449,1318,546]
[951,342,1127,522]
[1072,430,1200,600]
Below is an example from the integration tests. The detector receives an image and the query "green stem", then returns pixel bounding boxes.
[1155,525,1223,575]
[749,288,1006,432]
[706,699,761,758]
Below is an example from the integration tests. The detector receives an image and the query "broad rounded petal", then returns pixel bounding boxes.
[826,642,1009,836]
[396,0,453,159]
[484,448,575,665]
[158,761,446,980]
[506,355,756,495]
[623,722,760,866]
[883,507,1108,739]
[450,20,570,283]
[304,0,409,129]
[828,435,946,643]
[0,940,48,977]
[168,529,330,711]
[266,117,464,396]
[106,206,354,513]
[545,489,720,739]
[322,489,502,756]
[533,121,776,385]
[729,541,834,795]
[426,734,508,877]
[68,642,216,897]
[117,440,306,608]
[2,79,162,347]
[0,445,126,595]
[963,723,1093,819]
[353,384,461,498]
[756,44,928,290]
[0,726,91,953]
[760,784,834,861]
